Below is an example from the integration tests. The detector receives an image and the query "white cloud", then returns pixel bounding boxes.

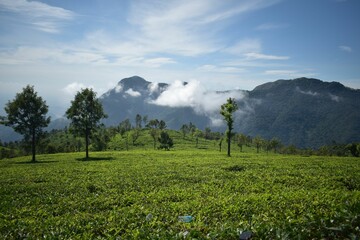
[244,52,289,60]
[144,58,176,67]
[124,0,281,56]
[265,69,316,78]
[150,79,246,126]
[339,45,352,53]
[0,46,108,65]
[224,38,262,55]
[329,93,341,102]
[0,0,75,33]
[125,88,141,97]
[63,82,86,96]
[296,87,319,96]
[197,64,245,73]
[115,84,123,93]
[224,38,289,62]
[148,82,160,94]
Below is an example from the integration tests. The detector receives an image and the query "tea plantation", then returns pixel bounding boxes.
[1,147,359,239]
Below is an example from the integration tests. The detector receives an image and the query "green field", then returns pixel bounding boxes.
[1,143,360,239]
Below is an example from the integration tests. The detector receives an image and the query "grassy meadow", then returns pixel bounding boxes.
[1,134,360,239]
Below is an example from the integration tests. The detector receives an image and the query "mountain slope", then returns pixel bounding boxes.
[243,78,360,148]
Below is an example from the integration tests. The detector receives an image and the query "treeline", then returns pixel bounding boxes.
[1,114,359,159]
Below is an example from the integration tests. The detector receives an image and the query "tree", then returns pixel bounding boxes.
[135,114,142,129]
[130,128,141,146]
[218,138,223,152]
[253,136,263,153]
[269,138,281,153]
[142,115,148,127]
[158,131,174,150]
[193,129,203,148]
[180,124,189,139]
[2,85,50,162]
[159,120,167,130]
[188,122,196,134]
[236,133,248,152]
[118,119,132,135]
[147,119,160,149]
[66,88,107,159]
[220,98,238,157]
[204,127,212,140]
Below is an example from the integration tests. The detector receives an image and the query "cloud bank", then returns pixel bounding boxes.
[150,80,247,126]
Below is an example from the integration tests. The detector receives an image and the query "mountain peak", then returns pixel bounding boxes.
[118,76,150,88]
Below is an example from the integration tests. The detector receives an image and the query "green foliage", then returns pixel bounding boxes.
[0,151,359,239]
[158,131,174,150]
[220,98,239,156]
[3,85,50,162]
[66,88,107,159]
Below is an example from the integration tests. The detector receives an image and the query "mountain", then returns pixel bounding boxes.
[1,76,359,148]
[100,76,360,148]
[100,76,211,128]
[242,78,360,148]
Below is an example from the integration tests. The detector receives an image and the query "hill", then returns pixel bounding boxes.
[243,78,360,148]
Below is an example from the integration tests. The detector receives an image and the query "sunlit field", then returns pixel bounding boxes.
[1,147,359,239]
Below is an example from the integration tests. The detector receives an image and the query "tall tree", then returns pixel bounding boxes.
[66,88,107,159]
[2,85,50,162]
[220,98,238,157]
[147,119,160,149]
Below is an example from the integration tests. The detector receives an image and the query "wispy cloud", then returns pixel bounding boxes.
[256,22,289,30]
[224,39,262,55]
[123,0,282,56]
[339,45,352,53]
[265,69,316,78]
[0,0,75,33]
[296,87,319,96]
[223,38,289,62]
[197,64,245,74]
[245,52,289,60]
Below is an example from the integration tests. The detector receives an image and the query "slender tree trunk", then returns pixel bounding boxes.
[227,131,231,157]
[31,128,36,162]
[85,128,89,159]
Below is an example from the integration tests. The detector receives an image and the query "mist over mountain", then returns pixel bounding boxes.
[1,76,359,148]
[100,76,360,148]
[100,76,246,128]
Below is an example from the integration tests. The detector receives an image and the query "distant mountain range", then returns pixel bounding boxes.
[1,76,359,148]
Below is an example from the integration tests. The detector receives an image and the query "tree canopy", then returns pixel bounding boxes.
[220,98,238,157]
[66,88,107,159]
[3,85,50,162]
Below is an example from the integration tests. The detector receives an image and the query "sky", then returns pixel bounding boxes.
[0,0,359,118]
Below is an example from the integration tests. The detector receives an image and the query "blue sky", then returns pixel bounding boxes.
[0,0,359,117]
